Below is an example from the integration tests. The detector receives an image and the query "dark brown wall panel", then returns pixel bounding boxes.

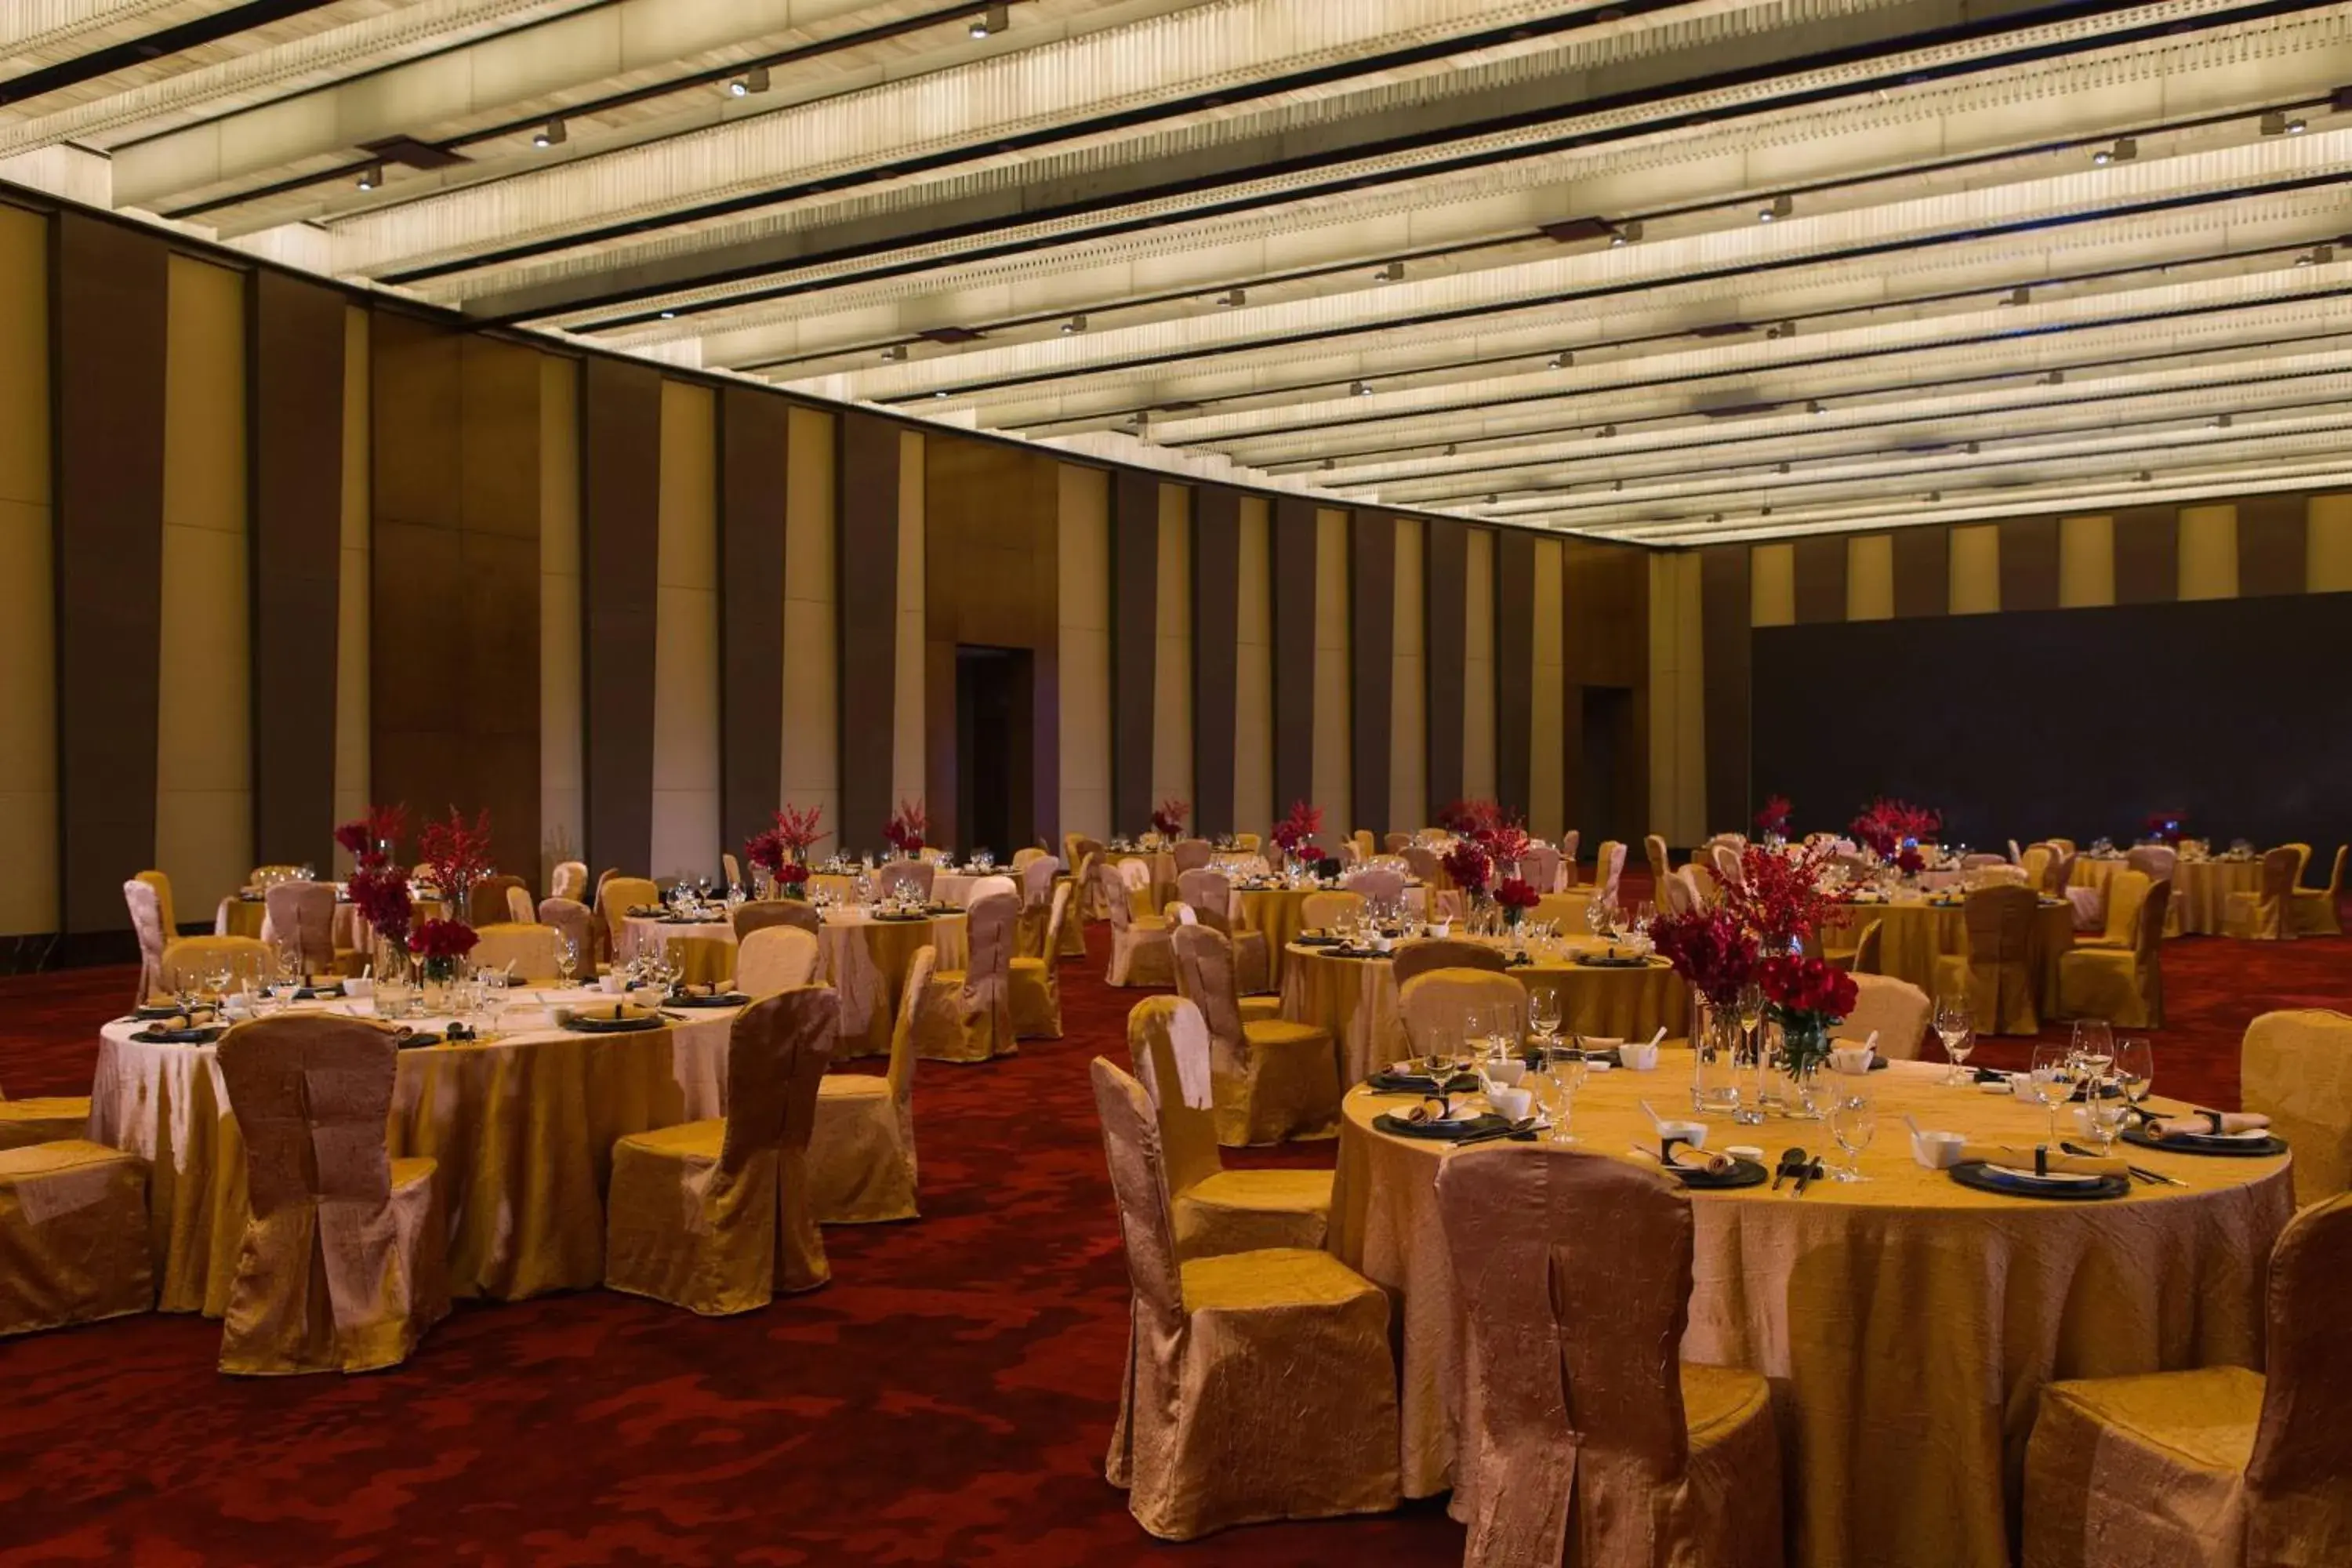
[1109,470,1159,836]
[248,270,346,876]
[837,412,901,851]
[580,355,661,873]
[1424,517,1468,814]
[2112,506,2179,606]
[2238,494,2307,599]
[1699,544,1751,832]
[1191,487,1240,836]
[1269,497,1318,819]
[1998,515,2060,614]
[1891,525,1948,619]
[1791,535,1849,624]
[1350,510,1396,835]
[1494,528,1534,822]
[720,387,788,863]
[53,212,169,933]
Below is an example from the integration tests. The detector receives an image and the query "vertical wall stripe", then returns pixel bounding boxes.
[2112,506,2179,605]
[579,354,662,875]
[455,338,542,882]
[1232,494,1273,836]
[0,204,57,934]
[1997,516,2059,613]
[836,412,901,851]
[1389,517,1426,834]
[1106,470,1159,836]
[332,308,372,873]
[1190,486,1240,836]
[650,380,720,884]
[1791,536,1846,624]
[536,354,580,883]
[1461,527,1497,804]
[53,212,167,933]
[1749,543,1795,626]
[1494,528,1534,822]
[1350,510,1396,836]
[2308,494,2352,592]
[892,430,927,819]
[2058,515,2114,607]
[1423,517,1467,813]
[1947,524,2000,615]
[1528,537,1565,840]
[1312,507,1353,837]
[1150,483,1193,817]
[1846,534,1894,621]
[2236,495,2306,598]
[1270,497,1318,817]
[247,269,343,877]
[1697,544,1750,831]
[781,408,838,837]
[1646,551,1707,848]
[1055,463,1111,842]
[2176,504,2238,601]
[1890,525,1948,618]
[717,386,786,869]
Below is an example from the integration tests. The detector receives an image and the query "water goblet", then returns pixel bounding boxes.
[1828,1092,1875,1180]
[555,936,579,990]
[2029,1042,2074,1145]
[2069,1018,2114,1082]
[1934,996,1975,1084]
[2114,1038,2154,1109]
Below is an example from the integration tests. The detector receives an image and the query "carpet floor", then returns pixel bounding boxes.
[0,889,2342,1566]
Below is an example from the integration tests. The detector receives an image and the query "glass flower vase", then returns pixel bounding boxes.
[1690,1002,1745,1118]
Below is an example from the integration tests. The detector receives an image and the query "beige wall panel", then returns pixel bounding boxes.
[536,353,582,880]
[2177,504,2238,601]
[1529,537,1566,839]
[1312,508,1352,834]
[1748,542,1795,626]
[782,406,838,833]
[1462,526,1496,803]
[648,380,720,883]
[332,307,374,873]
[1388,516,1426,835]
[1152,484,1194,810]
[2312,493,2352,592]
[1646,551,1707,848]
[0,204,56,933]
[1948,524,2000,615]
[156,255,251,916]
[1233,495,1274,837]
[893,430,927,811]
[2059,515,2114,607]
[1846,534,1894,621]
[1057,463,1112,841]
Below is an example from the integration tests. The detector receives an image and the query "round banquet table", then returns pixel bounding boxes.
[619,913,739,983]
[216,889,447,950]
[1233,884,1430,986]
[1282,938,1688,1084]
[806,869,1011,907]
[89,994,737,1315]
[1825,895,2072,1012]
[1328,1056,2294,1568]
[620,909,965,1056]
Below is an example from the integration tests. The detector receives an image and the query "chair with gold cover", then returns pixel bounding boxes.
[604,986,836,1314]
[1170,925,1339,1146]
[1436,1144,1783,1568]
[1010,882,1073,1040]
[1708,841,1744,891]
[1844,917,1885,975]
[1519,843,1563,894]
[0,1138,152,1340]
[502,884,535,924]
[2023,1192,2352,1568]
[1342,865,1408,909]
[158,935,274,995]
[1401,844,1444,889]
[1298,890,1364,932]
[721,851,743,891]
[216,1015,448,1374]
[2292,844,2347,938]
[874,859,936,902]
[0,1079,90,1154]
[1015,855,1060,955]
[1399,969,1528,1059]
[468,922,561,984]
[809,947,931,1225]
[1391,939,1508,988]
[1932,884,2043,1036]
[1592,839,1627,905]
[537,896,599,977]
[124,876,185,1005]
[596,876,660,964]
[2240,1010,2352,1210]
[2225,847,2305,942]
[736,926,821,996]
[1092,1056,1397,1541]
[1099,860,1175,988]
[1557,830,1581,888]
[1066,834,1108,919]
[261,881,343,975]
[1385,831,1414,855]
[1127,997,1330,1258]
[2058,877,2170,1029]
[1176,869,1270,1000]
[467,875,528,928]
[913,891,1019,1062]
[1644,833,1673,896]
[2020,842,2055,893]
[1171,838,1214,874]
[1842,973,1931,1058]
[733,898,821,942]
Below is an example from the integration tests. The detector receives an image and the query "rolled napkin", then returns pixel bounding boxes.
[679,982,716,998]
[1958,1142,2130,1178]
[2147,1107,2271,1140]
[1661,1144,1735,1176]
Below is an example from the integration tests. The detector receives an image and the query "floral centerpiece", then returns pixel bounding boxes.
[884,798,927,858]
[1269,800,1323,869]
[1720,840,1846,956]
[2143,809,2187,846]
[748,803,826,895]
[1652,906,1760,1011]
[1758,952,1857,1081]
[1755,793,1794,843]
[421,808,495,924]
[1150,797,1189,839]
[1494,876,1540,927]
[409,916,481,1007]
[777,861,811,898]
[1476,819,1530,876]
[1849,797,1942,860]
[1442,838,1493,900]
[337,804,415,979]
[1437,797,1504,837]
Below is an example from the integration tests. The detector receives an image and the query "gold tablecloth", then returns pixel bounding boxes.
[1828,897,2071,1008]
[2171,859,2263,935]
[217,891,444,952]
[1280,940,1688,1083]
[1232,886,1430,987]
[89,997,735,1314]
[1329,1058,2293,1567]
[822,912,967,1058]
[619,914,738,984]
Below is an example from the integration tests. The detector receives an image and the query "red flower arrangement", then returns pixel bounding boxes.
[1759,952,1857,1020]
[408,918,480,964]
[1438,798,1504,837]
[337,804,414,947]
[1476,820,1531,871]
[1150,797,1189,838]
[777,862,811,897]
[1755,794,1794,839]
[1494,877,1541,922]
[1849,797,1942,858]
[1721,841,1846,953]
[1651,906,1759,1007]
[1269,800,1323,863]
[748,803,826,877]
[335,804,408,866]
[884,798,927,857]
[420,808,495,897]
[2143,811,2187,846]
[1442,839,1493,898]
[1895,844,1926,877]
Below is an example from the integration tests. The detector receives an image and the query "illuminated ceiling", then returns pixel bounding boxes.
[6,0,2351,542]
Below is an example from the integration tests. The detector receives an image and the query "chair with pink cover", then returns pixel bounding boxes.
[874,859,936,902]
[1176,869,1270,999]
[262,881,343,975]
[913,891,1020,1062]
[1343,865,1408,908]
[1170,924,1339,1147]
[1098,860,1174,988]
[1518,843,1563,893]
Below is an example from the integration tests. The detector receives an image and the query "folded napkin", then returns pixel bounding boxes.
[1660,1145,1734,1176]
[147,1009,216,1032]
[2147,1108,2271,1140]
[1959,1142,2129,1178]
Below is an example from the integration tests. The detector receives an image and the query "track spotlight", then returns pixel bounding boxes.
[731,65,771,97]
[1759,194,1792,223]
[881,345,908,362]
[1549,350,1574,368]
[1374,261,1405,284]
[2003,285,2030,306]
[1598,423,1617,437]
[2136,469,2153,482]
[2210,412,2234,428]
[1776,461,1791,474]
[970,3,1007,38]
[659,309,677,320]
[1061,314,1087,334]
[357,162,382,190]
[1443,442,1458,456]
[2296,244,2335,267]
[1218,288,1246,308]
[1766,320,1796,339]
[1350,379,1373,397]
[1965,440,1980,454]
[1925,492,1940,503]
[533,118,566,149]
[1806,399,1825,414]
[2091,136,2136,165]
[2261,111,2308,136]
[1609,220,1643,246]
[2042,369,2064,384]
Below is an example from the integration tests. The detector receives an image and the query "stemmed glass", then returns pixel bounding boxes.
[1528,991,1562,1056]
[555,935,578,991]
[1828,1090,1875,1180]
[1934,996,1975,1084]
[2069,1019,2114,1083]
[2114,1038,2154,1112]
[1534,1044,1586,1143]
[1736,983,1766,1069]
[2029,1042,2075,1146]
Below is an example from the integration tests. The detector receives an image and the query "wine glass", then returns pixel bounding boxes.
[2070,1019,2114,1083]
[555,935,578,990]
[1464,1009,1493,1068]
[1528,990,1562,1052]
[2079,1090,2129,1155]
[1829,1091,1875,1180]
[1736,982,1766,1067]
[1537,1044,1586,1143]
[2028,1042,2075,1145]
[1934,996,1975,1084]
[2114,1038,2154,1110]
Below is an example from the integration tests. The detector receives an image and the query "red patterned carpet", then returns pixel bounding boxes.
[0,895,2342,1566]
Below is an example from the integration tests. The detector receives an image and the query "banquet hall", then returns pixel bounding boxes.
[2,2,2350,1564]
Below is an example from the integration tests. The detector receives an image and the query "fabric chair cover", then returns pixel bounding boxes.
[597,877,660,959]
[1012,846,1051,872]
[721,851,743,889]
[1011,882,1073,1040]
[1849,918,1885,975]
[1175,869,1268,996]
[261,882,340,975]
[0,1079,92,1152]
[1066,834,1108,918]
[1169,924,1340,1145]
[913,891,1019,1062]
[1299,891,1363,931]
[1342,866,1407,907]
[1352,830,1377,862]
[733,899,822,942]
[2080,869,2154,950]
[1092,1057,1397,1540]
[2020,844,2054,891]
[1385,832,1414,855]
[1593,840,1627,904]
[550,860,588,902]
[2024,1192,2352,1568]
[2048,838,2077,856]
[604,986,836,1313]
[875,860,937,901]
[810,946,931,1224]
[1391,939,1508,988]
[2292,845,2347,937]
[1659,867,1701,916]
[1708,842,1744,890]
[537,897,598,976]
[737,927,821,996]
[0,1138,154,1340]
[136,868,180,939]
[2239,1010,2352,1210]
[1401,846,1443,887]
[1968,864,2031,889]
[2059,878,2170,1029]
[1399,970,1528,1058]
[1959,852,2009,872]
[1841,974,1932,1059]
[1015,856,1061,954]
[961,873,1018,909]
[468,922,560,983]
[125,877,180,1004]
[2226,847,2304,942]
[497,885,532,924]
[1644,834,1672,894]
[1519,844,1563,893]
[1100,861,1174,987]
[2048,848,2081,900]
[2125,844,2179,882]
[216,1016,448,1374]
[1933,885,2041,1036]
[1436,1145,1783,1568]
[159,935,274,995]
[466,876,527,928]
[1171,838,1213,873]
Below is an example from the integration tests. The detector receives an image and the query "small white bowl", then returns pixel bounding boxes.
[1655,1118,1708,1150]
[1486,1058,1526,1087]
[1619,1041,1660,1072]
[600,973,627,995]
[1486,1085,1533,1122]
[1829,1045,1875,1075]
[343,976,372,999]
[1911,1130,1967,1169]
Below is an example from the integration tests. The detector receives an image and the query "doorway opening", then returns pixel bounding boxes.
[1578,685,1639,850]
[954,645,1035,859]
